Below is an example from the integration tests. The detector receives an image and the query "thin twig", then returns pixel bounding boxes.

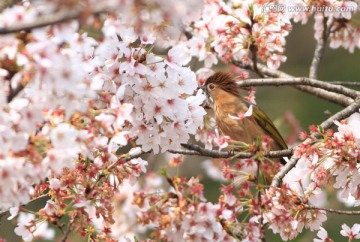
[237,77,360,99]
[309,16,333,79]
[0,2,114,35]
[320,98,360,130]
[304,205,360,215]
[61,215,78,242]
[331,81,360,87]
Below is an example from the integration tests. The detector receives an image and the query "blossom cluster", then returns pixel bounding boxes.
[93,19,206,153]
[0,0,207,214]
[266,112,360,239]
[134,175,238,242]
[263,186,327,240]
[188,0,292,70]
[291,113,360,205]
[186,0,359,71]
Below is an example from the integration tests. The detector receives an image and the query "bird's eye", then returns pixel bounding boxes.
[208,83,215,90]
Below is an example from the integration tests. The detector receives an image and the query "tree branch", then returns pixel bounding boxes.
[237,77,360,99]
[234,60,353,107]
[167,143,293,159]
[330,81,360,87]
[271,156,298,187]
[0,2,114,35]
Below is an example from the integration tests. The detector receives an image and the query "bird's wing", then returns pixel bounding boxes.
[252,105,288,150]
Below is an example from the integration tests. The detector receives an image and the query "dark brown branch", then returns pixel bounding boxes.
[237,77,359,99]
[7,83,24,103]
[234,60,353,107]
[304,205,360,215]
[0,2,114,35]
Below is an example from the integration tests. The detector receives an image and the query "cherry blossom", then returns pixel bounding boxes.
[14,213,55,242]
[314,227,333,242]
[340,224,360,240]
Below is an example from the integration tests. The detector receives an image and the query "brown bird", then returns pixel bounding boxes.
[201,72,288,183]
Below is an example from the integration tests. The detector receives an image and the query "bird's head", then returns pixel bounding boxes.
[200,72,240,107]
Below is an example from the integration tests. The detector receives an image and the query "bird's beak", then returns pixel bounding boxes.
[197,86,206,91]
[197,86,212,109]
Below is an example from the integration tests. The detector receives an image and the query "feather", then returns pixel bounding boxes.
[252,105,288,150]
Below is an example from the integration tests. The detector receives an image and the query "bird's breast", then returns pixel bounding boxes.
[214,101,262,144]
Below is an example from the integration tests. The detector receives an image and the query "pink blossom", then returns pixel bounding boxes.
[314,227,333,242]
[340,224,360,240]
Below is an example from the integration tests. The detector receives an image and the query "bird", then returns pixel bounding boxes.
[201,71,288,183]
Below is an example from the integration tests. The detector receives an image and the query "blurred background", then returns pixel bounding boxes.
[1,18,360,241]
